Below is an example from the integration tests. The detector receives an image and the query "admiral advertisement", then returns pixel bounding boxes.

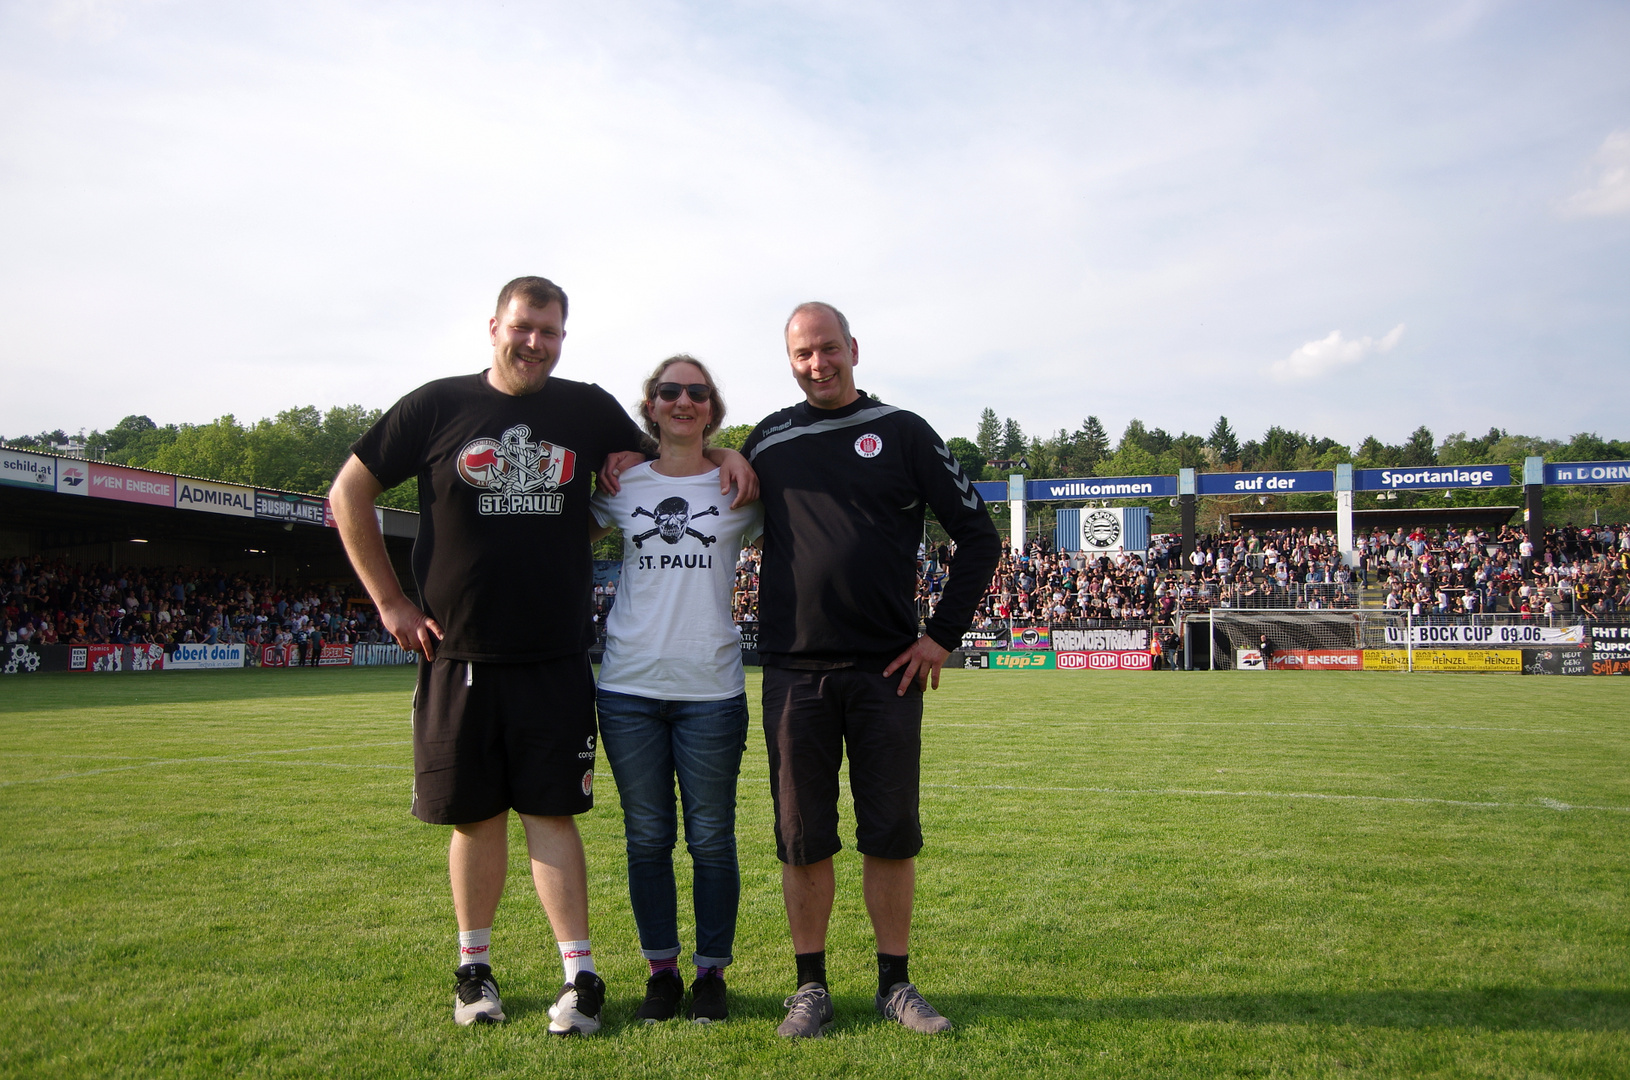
[1589,625,1630,675]
[256,490,328,525]
[0,448,56,490]
[89,463,174,507]
[166,643,246,670]
[175,478,256,517]
[1237,649,1363,671]
[1383,624,1583,646]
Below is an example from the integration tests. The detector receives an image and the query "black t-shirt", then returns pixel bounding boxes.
[742,392,1001,667]
[351,372,643,662]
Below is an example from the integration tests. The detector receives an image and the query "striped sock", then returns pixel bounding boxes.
[648,956,681,977]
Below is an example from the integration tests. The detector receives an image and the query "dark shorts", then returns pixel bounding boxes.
[762,665,923,865]
[410,654,597,825]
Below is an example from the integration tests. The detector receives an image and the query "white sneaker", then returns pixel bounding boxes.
[548,970,606,1035]
[453,964,505,1026]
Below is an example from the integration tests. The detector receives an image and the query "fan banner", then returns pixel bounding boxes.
[1383,624,1583,646]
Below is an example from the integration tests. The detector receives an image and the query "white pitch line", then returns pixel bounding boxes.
[917,781,1630,813]
[935,720,1590,736]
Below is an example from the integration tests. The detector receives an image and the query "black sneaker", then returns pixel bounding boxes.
[634,969,685,1023]
[687,967,728,1023]
[453,963,505,1026]
[548,970,606,1036]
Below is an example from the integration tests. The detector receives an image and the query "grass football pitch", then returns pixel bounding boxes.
[2,667,1627,1078]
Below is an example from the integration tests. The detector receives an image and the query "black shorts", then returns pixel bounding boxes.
[410,654,597,825]
[762,665,923,865]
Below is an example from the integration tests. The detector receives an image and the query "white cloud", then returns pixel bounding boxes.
[1561,130,1630,218]
[1270,325,1405,382]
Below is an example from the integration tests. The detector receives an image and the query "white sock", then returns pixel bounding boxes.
[558,939,595,981]
[458,927,491,969]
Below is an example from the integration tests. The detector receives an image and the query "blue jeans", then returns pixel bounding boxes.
[596,689,748,970]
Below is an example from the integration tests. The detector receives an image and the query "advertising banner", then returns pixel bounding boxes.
[1056,650,1152,671]
[175,478,257,517]
[1382,624,1583,647]
[1,642,45,674]
[1589,625,1630,674]
[74,644,122,671]
[1522,648,1589,676]
[167,643,246,670]
[959,651,990,669]
[89,463,174,506]
[256,490,327,525]
[1354,466,1511,491]
[1237,649,1362,671]
[1052,628,1150,652]
[318,643,354,666]
[0,448,56,491]
[736,626,759,653]
[56,459,89,495]
[960,629,1010,651]
[1027,475,1178,500]
[1363,649,1521,672]
[1544,461,1630,486]
[987,651,1056,670]
[352,643,418,666]
[1196,470,1333,496]
[260,644,298,667]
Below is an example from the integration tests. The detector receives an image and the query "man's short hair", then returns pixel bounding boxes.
[495,276,569,320]
[784,301,852,348]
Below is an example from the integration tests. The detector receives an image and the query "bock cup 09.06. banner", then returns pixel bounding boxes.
[1383,624,1583,647]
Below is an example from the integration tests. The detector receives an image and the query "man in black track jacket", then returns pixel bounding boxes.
[743,301,1001,1038]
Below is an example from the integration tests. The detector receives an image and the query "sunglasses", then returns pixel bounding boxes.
[654,382,713,403]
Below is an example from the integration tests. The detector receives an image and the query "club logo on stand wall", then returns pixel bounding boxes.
[1082,510,1122,550]
[457,425,577,515]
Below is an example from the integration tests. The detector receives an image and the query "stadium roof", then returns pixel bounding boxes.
[0,448,417,582]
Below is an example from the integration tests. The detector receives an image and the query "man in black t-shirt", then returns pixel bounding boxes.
[331,277,754,1034]
[742,302,1001,1039]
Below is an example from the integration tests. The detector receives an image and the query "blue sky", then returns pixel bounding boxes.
[2,0,1626,452]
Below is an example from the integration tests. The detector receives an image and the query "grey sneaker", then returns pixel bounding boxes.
[876,981,952,1033]
[548,970,606,1036]
[453,963,506,1026]
[776,982,834,1038]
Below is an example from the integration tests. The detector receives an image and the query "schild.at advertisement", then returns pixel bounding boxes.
[0,448,55,490]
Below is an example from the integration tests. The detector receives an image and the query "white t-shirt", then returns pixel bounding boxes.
[590,462,764,700]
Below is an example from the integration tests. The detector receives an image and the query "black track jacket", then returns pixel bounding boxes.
[744,392,1002,666]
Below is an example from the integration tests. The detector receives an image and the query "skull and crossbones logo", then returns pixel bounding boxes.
[630,497,719,548]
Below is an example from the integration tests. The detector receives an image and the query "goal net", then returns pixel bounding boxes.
[1206,609,1366,670]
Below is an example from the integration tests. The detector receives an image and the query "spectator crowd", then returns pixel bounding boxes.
[7,523,1626,651]
[1,557,388,649]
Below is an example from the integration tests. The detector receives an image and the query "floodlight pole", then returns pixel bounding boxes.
[1008,473,1027,557]
[1335,464,1355,565]
[1523,456,1544,559]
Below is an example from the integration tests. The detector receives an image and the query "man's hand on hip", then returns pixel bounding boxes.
[381,596,444,660]
[883,635,951,696]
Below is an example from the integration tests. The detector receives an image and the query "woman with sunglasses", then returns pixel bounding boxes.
[589,355,762,1024]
